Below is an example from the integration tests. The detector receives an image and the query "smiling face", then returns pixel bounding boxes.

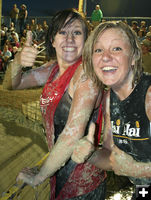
[92,28,135,89]
[52,19,85,66]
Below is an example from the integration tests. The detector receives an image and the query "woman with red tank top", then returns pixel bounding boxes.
[4,9,106,199]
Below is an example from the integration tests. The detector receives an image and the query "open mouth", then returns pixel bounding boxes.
[102,66,117,72]
[63,47,76,52]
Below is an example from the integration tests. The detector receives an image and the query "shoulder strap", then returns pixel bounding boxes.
[96,90,104,144]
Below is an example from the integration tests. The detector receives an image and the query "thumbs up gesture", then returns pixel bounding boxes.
[71,123,96,163]
[14,31,38,67]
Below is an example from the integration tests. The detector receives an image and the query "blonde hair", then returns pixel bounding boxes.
[83,20,143,88]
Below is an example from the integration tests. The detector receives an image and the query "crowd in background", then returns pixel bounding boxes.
[0,4,49,73]
[130,20,151,73]
[1,3,151,74]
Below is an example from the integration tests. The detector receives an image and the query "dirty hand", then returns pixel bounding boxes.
[14,31,38,67]
[71,123,96,163]
[16,167,40,187]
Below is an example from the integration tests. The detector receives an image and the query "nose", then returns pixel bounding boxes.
[66,33,74,41]
[102,50,112,62]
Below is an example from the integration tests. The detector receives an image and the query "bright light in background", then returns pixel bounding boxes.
[108,192,132,200]
[113,193,122,200]
[107,190,133,200]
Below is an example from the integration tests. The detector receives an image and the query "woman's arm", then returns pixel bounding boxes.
[110,86,151,178]
[3,31,52,90]
[72,87,151,179]
[72,90,113,171]
[109,145,151,178]
[84,91,113,171]
[17,66,101,186]
[3,59,55,90]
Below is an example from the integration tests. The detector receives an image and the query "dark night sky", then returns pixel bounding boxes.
[2,0,151,17]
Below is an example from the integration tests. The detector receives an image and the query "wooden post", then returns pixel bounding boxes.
[78,0,87,17]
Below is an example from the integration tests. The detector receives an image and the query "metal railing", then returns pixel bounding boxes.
[2,15,151,28]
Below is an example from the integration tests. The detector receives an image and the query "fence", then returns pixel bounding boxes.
[2,15,151,28]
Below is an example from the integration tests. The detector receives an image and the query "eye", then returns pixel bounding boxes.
[73,30,82,35]
[94,48,103,53]
[113,47,122,51]
[59,30,66,35]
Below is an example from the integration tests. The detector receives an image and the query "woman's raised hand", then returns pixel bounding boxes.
[14,31,38,67]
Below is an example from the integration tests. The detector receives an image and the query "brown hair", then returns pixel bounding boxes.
[45,8,89,59]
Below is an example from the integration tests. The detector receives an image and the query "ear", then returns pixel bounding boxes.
[50,37,55,48]
[131,52,138,66]
[52,40,56,48]
[131,56,135,66]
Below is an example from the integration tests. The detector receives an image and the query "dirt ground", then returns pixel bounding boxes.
[0,83,134,199]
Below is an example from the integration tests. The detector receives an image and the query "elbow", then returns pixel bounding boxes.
[2,80,13,90]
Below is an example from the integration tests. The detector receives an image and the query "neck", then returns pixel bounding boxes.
[57,57,81,76]
[112,71,134,101]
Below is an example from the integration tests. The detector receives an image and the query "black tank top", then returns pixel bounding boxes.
[110,73,151,185]
[54,91,98,141]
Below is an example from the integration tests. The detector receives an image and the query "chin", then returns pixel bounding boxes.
[102,81,115,87]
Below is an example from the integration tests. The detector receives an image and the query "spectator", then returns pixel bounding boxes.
[10,32,20,48]
[87,20,94,32]
[138,26,147,42]
[140,20,147,32]
[123,19,128,25]
[131,20,139,35]
[11,46,18,59]
[141,41,151,73]
[1,44,12,71]
[8,31,19,44]
[42,20,48,32]
[20,28,27,39]
[18,4,28,35]
[1,23,8,33]
[4,40,13,54]
[91,5,103,27]
[9,4,19,28]
[42,20,49,40]
[19,36,26,50]
[34,24,45,44]
[0,30,7,51]
[148,25,151,34]
[0,50,3,72]
[8,22,16,32]
[142,32,151,52]
[30,18,37,32]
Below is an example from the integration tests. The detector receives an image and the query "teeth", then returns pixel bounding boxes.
[63,47,75,51]
[102,66,117,71]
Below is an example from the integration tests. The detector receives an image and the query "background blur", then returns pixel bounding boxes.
[2,0,151,17]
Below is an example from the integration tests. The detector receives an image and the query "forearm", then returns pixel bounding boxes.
[3,59,22,90]
[123,159,151,178]
[136,162,151,178]
[88,147,112,171]
[34,135,76,184]
[110,145,151,178]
